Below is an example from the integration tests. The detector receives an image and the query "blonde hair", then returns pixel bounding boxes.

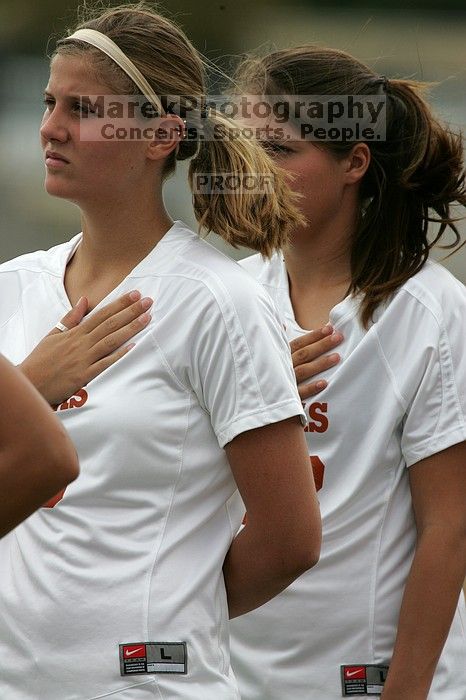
[54,2,304,256]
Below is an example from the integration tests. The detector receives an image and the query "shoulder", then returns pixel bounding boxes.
[238,251,285,288]
[0,236,79,277]
[374,261,466,392]
[396,260,466,325]
[150,232,297,407]
[0,236,79,323]
[374,260,465,335]
[151,230,291,375]
[0,250,50,276]
[159,229,280,320]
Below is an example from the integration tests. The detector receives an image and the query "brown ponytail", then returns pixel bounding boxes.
[355,78,466,325]
[53,2,304,257]
[235,47,466,326]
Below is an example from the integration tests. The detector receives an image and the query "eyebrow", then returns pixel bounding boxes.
[43,90,93,101]
[262,137,295,146]
[263,136,292,142]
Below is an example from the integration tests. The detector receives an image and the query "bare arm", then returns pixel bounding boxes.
[0,355,79,538]
[381,442,466,699]
[223,416,321,619]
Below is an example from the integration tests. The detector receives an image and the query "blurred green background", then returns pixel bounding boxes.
[0,0,465,281]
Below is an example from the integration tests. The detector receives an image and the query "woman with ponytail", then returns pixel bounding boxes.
[230,46,466,700]
[0,6,321,699]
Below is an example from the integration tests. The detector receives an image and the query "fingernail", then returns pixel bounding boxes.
[141,297,153,310]
[322,324,333,335]
[129,290,141,301]
[331,332,343,342]
[75,296,85,306]
[316,380,327,389]
[329,353,340,362]
[139,312,151,324]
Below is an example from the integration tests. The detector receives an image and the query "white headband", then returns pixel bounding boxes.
[61,28,164,116]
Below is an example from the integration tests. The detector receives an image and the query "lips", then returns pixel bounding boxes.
[45,150,70,164]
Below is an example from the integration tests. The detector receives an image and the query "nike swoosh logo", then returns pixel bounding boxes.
[347,669,364,677]
[125,647,144,657]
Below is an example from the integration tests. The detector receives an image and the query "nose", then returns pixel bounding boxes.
[40,106,70,145]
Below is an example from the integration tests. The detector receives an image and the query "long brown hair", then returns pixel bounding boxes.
[235,46,466,326]
[52,2,304,257]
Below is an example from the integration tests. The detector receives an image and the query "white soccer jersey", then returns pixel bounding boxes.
[0,222,305,700]
[230,252,466,699]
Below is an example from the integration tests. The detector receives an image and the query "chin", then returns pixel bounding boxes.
[44,177,74,201]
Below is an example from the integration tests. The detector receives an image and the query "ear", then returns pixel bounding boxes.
[343,142,371,185]
[145,115,185,162]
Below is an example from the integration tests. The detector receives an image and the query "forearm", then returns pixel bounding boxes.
[223,418,321,619]
[0,436,78,537]
[223,519,319,619]
[0,356,79,537]
[18,358,55,405]
[382,527,466,699]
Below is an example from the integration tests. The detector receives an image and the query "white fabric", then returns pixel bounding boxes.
[230,252,466,699]
[0,222,305,700]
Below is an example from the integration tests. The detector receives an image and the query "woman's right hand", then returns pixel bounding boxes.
[19,291,153,407]
[290,325,343,401]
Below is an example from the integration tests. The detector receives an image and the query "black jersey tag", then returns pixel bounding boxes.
[119,642,187,675]
[341,664,388,695]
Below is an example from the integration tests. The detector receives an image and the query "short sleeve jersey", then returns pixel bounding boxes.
[0,222,305,700]
[230,253,466,700]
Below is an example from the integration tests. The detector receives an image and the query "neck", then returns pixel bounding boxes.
[73,191,173,277]
[284,218,353,295]
[282,208,356,331]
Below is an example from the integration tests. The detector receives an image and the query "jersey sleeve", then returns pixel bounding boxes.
[377,279,466,468]
[184,273,305,448]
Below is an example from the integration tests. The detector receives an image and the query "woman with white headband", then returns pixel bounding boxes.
[0,4,321,699]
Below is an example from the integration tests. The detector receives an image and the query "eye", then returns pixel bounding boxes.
[43,97,55,110]
[72,101,96,116]
[262,141,294,155]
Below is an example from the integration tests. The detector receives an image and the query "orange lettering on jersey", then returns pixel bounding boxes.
[42,488,66,508]
[310,455,325,491]
[56,388,88,412]
[69,389,88,408]
[307,402,328,433]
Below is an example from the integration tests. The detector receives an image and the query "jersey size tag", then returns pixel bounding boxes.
[119,642,187,675]
[340,665,388,696]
